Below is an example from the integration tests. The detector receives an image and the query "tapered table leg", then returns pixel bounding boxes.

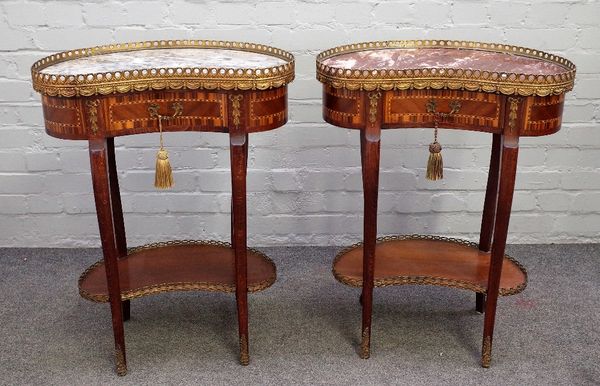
[230,132,249,365]
[89,139,127,376]
[477,133,501,313]
[107,137,130,321]
[359,91,382,359]
[482,132,519,368]
[231,136,249,247]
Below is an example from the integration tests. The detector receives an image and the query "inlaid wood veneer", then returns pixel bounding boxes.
[32,39,295,376]
[317,39,575,368]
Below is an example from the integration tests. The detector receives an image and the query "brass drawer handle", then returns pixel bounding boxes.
[425,99,461,118]
[148,102,183,119]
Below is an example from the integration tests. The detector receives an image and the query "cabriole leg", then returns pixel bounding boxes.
[230,132,250,365]
[359,91,382,359]
[89,139,127,376]
[482,133,519,368]
[231,136,249,248]
[478,133,501,313]
[107,137,130,321]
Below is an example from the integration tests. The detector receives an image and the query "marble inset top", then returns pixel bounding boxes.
[316,40,575,96]
[31,40,295,97]
[320,47,568,75]
[41,48,288,75]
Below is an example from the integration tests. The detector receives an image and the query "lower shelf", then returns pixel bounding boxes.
[333,235,527,296]
[79,240,276,302]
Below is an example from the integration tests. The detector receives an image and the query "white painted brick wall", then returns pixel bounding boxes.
[0,0,599,247]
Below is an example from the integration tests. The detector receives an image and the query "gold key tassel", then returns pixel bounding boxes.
[426,121,443,180]
[426,100,443,181]
[424,99,460,181]
[427,138,443,180]
[148,102,183,189]
[148,102,182,189]
[154,115,173,189]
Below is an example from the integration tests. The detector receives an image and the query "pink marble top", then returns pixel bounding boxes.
[321,48,568,75]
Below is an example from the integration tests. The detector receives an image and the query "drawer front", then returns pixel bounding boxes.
[521,94,564,136]
[41,95,87,139]
[384,89,503,133]
[107,91,226,134]
[247,87,288,132]
[322,85,364,129]
[42,88,289,139]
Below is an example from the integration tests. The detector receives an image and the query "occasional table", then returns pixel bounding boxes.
[316,40,575,367]
[31,39,295,375]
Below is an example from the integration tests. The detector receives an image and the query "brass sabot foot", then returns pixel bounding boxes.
[240,334,249,366]
[481,336,492,368]
[360,327,371,359]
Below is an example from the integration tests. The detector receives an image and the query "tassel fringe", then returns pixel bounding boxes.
[426,141,443,181]
[154,148,173,189]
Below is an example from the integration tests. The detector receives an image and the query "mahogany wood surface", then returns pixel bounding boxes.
[79,244,276,300]
[478,134,502,254]
[322,81,566,368]
[333,239,526,293]
[476,134,501,313]
[481,99,522,368]
[230,129,250,365]
[358,91,382,359]
[37,85,288,374]
[89,139,127,375]
[40,88,287,140]
[106,138,130,321]
[323,85,564,136]
[34,40,293,375]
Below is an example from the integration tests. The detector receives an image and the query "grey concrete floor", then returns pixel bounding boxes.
[0,244,599,385]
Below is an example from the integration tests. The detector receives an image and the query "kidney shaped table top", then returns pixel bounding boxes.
[31,39,295,375]
[316,39,575,367]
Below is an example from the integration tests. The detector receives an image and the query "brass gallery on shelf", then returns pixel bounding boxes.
[30,38,575,375]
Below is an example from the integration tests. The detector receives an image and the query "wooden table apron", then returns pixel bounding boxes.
[40,86,287,373]
[323,84,564,364]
